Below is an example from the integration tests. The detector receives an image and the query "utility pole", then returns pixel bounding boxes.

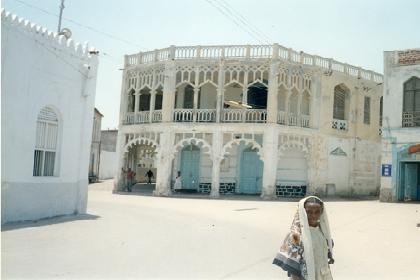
[57,0,65,32]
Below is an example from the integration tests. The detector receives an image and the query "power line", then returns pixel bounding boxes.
[10,0,147,50]
[216,0,273,44]
[204,0,266,45]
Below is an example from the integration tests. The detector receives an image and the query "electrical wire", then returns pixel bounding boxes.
[204,0,266,45]
[9,0,147,50]
[215,0,272,44]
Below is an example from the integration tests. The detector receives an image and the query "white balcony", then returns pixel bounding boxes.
[152,110,162,122]
[277,111,310,128]
[222,109,267,123]
[123,112,151,125]
[332,119,348,131]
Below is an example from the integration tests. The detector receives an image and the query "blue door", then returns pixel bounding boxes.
[240,147,263,194]
[405,163,419,201]
[180,145,200,189]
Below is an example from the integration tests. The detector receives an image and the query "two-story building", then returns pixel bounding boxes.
[115,44,383,198]
[380,49,420,202]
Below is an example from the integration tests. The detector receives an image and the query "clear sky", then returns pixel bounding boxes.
[2,0,420,129]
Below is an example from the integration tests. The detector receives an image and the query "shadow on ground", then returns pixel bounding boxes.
[115,183,379,203]
[1,213,100,232]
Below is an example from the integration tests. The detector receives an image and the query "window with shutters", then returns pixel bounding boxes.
[363,96,371,124]
[402,76,420,127]
[333,84,349,120]
[33,107,59,176]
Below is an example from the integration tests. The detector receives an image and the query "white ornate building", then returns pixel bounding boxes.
[380,49,420,202]
[1,10,98,223]
[115,44,383,198]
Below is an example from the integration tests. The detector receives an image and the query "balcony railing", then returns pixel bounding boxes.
[402,111,420,127]
[277,111,310,128]
[123,111,152,125]
[222,109,267,123]
[125,44,383,83]
[332,119,348,131]
[174,109,194,122]
[152,110,162,122]
[196,109,216,122]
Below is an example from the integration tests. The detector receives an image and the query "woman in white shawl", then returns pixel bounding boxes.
[273,196,334,280]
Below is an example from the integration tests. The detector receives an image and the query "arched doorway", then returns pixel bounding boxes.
[247,82,267,109]
[239,146,263,194]
[180,144,200,190]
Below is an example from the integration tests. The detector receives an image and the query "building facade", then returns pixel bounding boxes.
[1,10,98,223]
[115,44,383,198]
[99,129,118,180]
[380,49,420,202]
[89,108,103,182]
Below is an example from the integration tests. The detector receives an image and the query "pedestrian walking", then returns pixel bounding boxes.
[273,196,334,280]
[145,169,154,184]
[174,171,182,191]
[126,168,136,192]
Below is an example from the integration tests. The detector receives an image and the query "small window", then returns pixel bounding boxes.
[363,96,371,124]
[333,85,349,120]
[33,107,59,176]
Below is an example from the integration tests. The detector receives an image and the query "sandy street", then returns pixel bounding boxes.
[2,180,420,279]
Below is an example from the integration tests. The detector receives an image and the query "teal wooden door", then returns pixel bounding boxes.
[240,147,263,194]
[180,145,200,189]
[405,163,419,201]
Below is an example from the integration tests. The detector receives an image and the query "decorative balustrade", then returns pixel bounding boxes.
[277,111,310,128]
[402,111,420,127]
[196,109,217,122]
[124,112,151,125]
[174,109,194,122]
[124,44,383,83]
[332,119,348,131]
[222,109,267,123]
[152,110,162,122]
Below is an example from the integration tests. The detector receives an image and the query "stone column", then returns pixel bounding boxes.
[113,132,127,192]
[149,89,156,123]
[134,90,140,113]
[193,87,200,121]
[210,131,223,197]
[162,61,176,122]
[267,60,279,123]
[216,61,225,123]
[154,131,173,196]
[261,126,278,199]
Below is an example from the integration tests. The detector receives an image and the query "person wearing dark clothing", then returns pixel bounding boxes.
[145,169,154,184]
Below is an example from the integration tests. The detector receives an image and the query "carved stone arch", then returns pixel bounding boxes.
[139,85,152,92]
[224,81,244,88]
[198,80,218,88]
[175,80,195,89]
[172,137,212,161]
[278,138,310,158]
[123,137,160,154]
[221,139,263,161]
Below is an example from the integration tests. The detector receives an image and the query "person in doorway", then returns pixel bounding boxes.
[145,169,154,184]
[174,171,182,191]
[126,168,136,192]
[273,196,334,280]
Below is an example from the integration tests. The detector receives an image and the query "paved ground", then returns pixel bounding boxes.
[2,180,420,279]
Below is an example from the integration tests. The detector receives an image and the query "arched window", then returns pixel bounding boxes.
[184,85,194,109]
[402,77,420,127]
[155,86,163,110]
[301,90,310,116]
[33,107,59,176]
[333,84,349,120]
[139,87,151,111]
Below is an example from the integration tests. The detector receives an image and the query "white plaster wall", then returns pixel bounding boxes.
[277,148,307,182]
[326,138,350,195]
[383,51,420,128]
[1,12,98,223]
[199,83,217,109]
[99,151,117,179]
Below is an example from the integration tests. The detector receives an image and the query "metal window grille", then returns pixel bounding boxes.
[33,107,58,176]
[364,96,371,124]
[333,87,346,120]
[402,77,420,127]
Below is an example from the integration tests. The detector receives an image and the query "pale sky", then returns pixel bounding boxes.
[2,0,420,129]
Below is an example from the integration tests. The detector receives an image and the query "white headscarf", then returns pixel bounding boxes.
[298,196,333,280]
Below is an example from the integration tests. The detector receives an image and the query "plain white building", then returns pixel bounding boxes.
[380,49,420,202]
[89,108,103,182]
[115,44,383,198]
[1,10,99,223]
[99,129,118,180]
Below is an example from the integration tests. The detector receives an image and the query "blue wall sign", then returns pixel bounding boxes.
[381,164,392,177]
